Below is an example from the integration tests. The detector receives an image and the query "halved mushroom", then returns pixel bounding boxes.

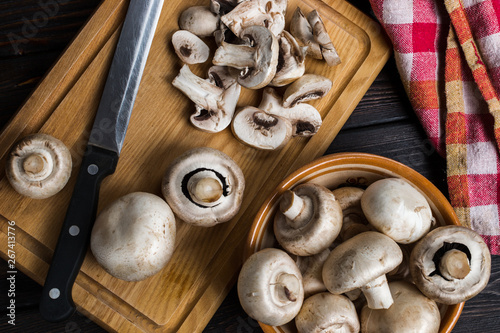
[161,147,245,227]
[409,225,491,304]
[282,73,333,108]
[270,31,307,87]
[231,106,292,150]
[220,0,287,38]
[90,192,176,282]
[295,293,360,333]
[172,64,241,133]
[6,133,72,199]
[210,0,245,15]
[331,187,370,241]
[307,10,341,66]
[178,6,220,38]
[213,25,279,89]
[172,30,210,64]
[274,183,342,256]
[322,231,403,309]
[237,248,304,326]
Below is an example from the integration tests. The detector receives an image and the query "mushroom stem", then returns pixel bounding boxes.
[279,190,313,229]
[23,152,52,179]
[360,275,393,309]
[186,170,225,207]
[272,272,302,305]
[213,42,257,69]
[439,249,471,280]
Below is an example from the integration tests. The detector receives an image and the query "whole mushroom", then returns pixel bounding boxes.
[237,248,304,326]
[6,133,72,199]
[295,248,330,298]
[90,192,176,282]
[331,187,370,241]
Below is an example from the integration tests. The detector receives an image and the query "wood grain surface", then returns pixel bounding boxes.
[1,1,499,333]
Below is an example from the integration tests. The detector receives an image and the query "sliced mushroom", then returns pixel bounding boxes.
[295,293,360,333]
[210,0,245,15]
[172,30,210,64]
[178,6,220,37]
[90,192,176,282]
[361,178,434,244]
[270,31,307,87]
[322,231,403,309]
[274,183,342,256]
[409,225,491,304]
[307,10,341,66]
[172,64,241,133]
[6,133,72,199]
[220,0,287,38]
[213,25,279,89]
[282,73,333,108]
[290,7,322,59]
[295,248,330,298]
[161,147,245,227]
[237,248,304,326]
[231,106,292,150]
[331,187,370,241]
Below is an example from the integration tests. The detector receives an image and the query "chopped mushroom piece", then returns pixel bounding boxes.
[161,147,245,227]
[237,248,304,326]
[6,133,72,199]
[307,10,341,66]
[290,7,322,59]
[178,6,220,37]
[282,73,333,108]
[172,30,210,64]
[409,225,491,304]
[210,0,245,15]
[270,31,307,87]
[274,183,342,256]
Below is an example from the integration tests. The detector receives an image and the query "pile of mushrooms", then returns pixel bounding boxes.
[171,1,340,149]
[237,178,491,332]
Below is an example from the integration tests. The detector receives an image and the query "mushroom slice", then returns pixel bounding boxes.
[6,133,72,199]
[178,6,220,38]
[361,178,434,244]
[213,25,279,89]
[290,7,322,59]
[274,183,342,256]
[172,30,210,65]
[90,192,176,282]
[270,31,307,87]
[232,106,292,150]
[307,10,341,66]
[282,74,333,108]
[172,64,240,133]
[161,147,245,227]
[409,225,491,305]
[220,0,287,38]
[361,281,441,333]
[210,0,246,15]
[322,231,403,309]
[295,293,360,333]
[237,248,304,326]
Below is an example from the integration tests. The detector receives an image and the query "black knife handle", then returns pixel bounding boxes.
[39,145,118,322]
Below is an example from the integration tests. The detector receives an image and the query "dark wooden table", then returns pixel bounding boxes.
[1,1,499,332]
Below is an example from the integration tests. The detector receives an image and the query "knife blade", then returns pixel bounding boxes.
[39,0,164,322]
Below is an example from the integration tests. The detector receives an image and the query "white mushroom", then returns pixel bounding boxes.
[161,147,245,227]
[307,9,341,66]
[409,225,491,304]
[331,187,370,241]
[360,281,441,333]
[295,248,330,298]
[178,6,220,37]
[172,64,241,133]
[274,183,342,256]
[6,133,72,199]
[295,293,360,333]
[213,25,279,89]
[210,0,245,15]
[270,31,307,87]
[90,192,176,282]
[290,7,322,59]
[282,73,333,108]
[361,178,434,244]
[322,231,403,309]
[172,30,210,64]
[237,248,304,326]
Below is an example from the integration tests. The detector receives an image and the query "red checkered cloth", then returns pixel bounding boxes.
[369,0,500,255]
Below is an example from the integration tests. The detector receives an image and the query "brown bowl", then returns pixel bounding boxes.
[244,152,464,333]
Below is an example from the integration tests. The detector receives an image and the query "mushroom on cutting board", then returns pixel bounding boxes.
[409,225,491,305]
[360,280,441,333]
[90,192,176,282]
[274,183,342,256]
[178,6,219,37]
[322,231,403,309]
[161,147,245,227]
[270,31,307,87]
[361,178,434,244]
[307,9,341,66]
[6,133,72,199]
[237,248,304,326]
[282,73,333,108]
[172,30,210,64]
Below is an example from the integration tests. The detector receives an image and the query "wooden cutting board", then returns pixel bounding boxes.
[0,0,390,332]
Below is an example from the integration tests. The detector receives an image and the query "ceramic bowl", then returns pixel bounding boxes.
[244,152,464,333]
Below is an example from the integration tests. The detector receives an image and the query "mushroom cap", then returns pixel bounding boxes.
[172,30,210,64]
[6,133,72,199]
[237,248,304,326]
[282,74,333,108]
[409,225,491,304]
[274,183,342,256]
[322,231,403,294]
[161,147,245,226]
[295,293,360,333]
[332,187,370,241]
[90,192,176,282]
[178,6,220,37]
[361,178,433,244]
[295,248,330,298]
[360,280,441,333]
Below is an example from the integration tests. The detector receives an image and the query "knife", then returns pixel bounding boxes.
[39,0,164,322]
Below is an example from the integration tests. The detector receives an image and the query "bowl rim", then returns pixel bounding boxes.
[244,152,464,333]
